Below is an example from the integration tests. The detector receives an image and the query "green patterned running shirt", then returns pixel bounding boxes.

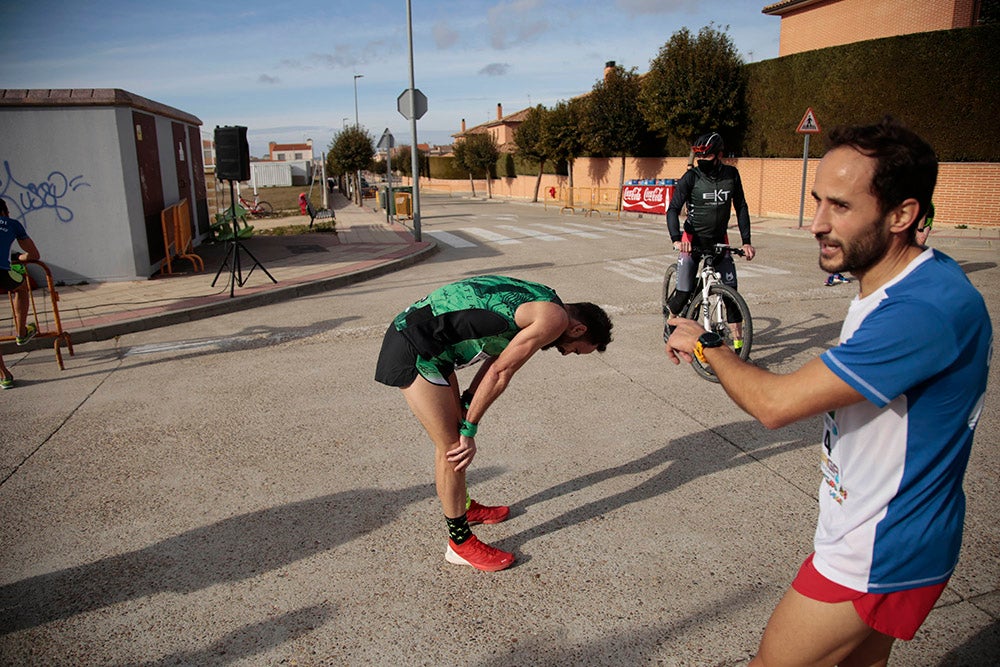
[393,275,562,384]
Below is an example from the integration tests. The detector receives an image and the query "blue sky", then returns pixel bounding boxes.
[1,0,780,158]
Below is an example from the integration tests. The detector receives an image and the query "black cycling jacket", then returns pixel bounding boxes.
[666,164,751,248]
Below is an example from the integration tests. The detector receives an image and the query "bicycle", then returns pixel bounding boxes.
[238,193,274,217]
[662,243,753,382]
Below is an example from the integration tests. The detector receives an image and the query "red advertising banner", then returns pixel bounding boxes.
[621,184,673,215]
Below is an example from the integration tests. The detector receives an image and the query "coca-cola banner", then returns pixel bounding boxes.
[621,184,674,215]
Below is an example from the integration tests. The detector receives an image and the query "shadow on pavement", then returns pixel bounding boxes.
[127,604,336,667]
[0,485,424,634]
[502,420,815,553]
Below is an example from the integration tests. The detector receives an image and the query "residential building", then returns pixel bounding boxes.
[452,103,531,152]
[267,140,313,162]
[763,0,988,56]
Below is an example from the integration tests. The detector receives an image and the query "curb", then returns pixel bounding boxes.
[5,241,438,349]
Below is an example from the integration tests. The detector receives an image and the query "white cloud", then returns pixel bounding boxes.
[433,21,460,48]
[487,0,550,49]
[616,0,698,14]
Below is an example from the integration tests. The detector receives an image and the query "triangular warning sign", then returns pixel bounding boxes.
[797,108,821,134]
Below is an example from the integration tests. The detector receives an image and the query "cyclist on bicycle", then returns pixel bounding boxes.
[665,132,755,345]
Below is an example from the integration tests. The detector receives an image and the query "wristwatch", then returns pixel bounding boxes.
[694,331,724,364]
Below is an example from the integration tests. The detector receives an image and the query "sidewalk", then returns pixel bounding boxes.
[1,193,436,350]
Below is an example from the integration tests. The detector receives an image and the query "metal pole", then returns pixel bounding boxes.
[321,151,328,209]
[354,74,364,206]
[406,0,421,241]
[353,75,363,126]
[385,146,393,224]
[798,134,810,228]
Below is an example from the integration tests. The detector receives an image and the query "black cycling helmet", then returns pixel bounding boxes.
[692,132,724,157]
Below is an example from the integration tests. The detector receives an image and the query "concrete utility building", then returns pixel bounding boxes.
[0,88,208,283]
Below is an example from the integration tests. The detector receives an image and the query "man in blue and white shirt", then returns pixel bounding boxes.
[665,118,991,666]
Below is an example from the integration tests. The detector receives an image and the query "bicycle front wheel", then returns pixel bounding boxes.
[688,284,753,383]
[253,201,274,217]
[661,263,678,338]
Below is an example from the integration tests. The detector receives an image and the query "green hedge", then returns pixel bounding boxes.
[429,153,569,179]
[744,25,1000,161]
[427,155,467,179]
[428,27,998,168]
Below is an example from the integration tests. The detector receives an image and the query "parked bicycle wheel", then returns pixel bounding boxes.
[688,284,753,382]
[251,200,273,217]
[661,263,677,337]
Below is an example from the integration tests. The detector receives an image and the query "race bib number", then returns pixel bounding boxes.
[821,412,848,505]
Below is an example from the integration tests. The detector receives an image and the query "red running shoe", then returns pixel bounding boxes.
[445,535,514,572]
[466,500,510,525]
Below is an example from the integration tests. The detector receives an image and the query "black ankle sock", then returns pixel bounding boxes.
[446,514,472,544]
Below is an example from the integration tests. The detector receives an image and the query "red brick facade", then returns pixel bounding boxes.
[418,157,1000,228]
[765,0,981,56]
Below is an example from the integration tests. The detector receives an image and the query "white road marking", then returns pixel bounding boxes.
[463,227,522,244]
[562,221,647,237]
[605,258,665,283]
[532,223,603,239]
[496,225,564,242]
[424,230,478,248]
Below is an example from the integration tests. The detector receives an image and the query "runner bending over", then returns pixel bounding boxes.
[375,275,613,571]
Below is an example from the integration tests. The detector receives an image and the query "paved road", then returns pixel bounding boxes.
[2,194,998,665]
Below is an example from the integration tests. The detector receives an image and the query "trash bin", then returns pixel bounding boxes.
[379,186,413,215]
[394,192,412,218]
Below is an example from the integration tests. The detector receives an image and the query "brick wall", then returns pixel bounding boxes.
[777,0,976,56]
[417,156,1000,228]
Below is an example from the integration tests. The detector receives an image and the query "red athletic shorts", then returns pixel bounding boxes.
[792,553,948,641]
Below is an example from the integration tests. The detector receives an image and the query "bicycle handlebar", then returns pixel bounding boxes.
[712,243,745,257]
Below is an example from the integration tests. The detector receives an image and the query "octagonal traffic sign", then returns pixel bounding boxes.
[397,88,428,120]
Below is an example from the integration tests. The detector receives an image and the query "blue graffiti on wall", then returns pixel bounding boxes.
[0,160,91,223]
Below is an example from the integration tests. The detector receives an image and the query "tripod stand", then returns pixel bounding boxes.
[212,179,277,297]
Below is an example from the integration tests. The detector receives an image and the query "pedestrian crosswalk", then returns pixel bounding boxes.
[421,218,791,283]
[604,257,790,282]
[424,219,663,247]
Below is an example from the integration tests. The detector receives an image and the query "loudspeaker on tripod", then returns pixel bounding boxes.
[214,125,250,181]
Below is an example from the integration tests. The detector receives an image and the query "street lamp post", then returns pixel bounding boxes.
[353,74,364,205]
[353,74,364,127]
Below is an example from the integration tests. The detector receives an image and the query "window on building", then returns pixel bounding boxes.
[277,153,285,161]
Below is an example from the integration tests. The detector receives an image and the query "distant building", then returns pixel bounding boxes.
[202,137,216,167]
[267,140,313,162]
[762,0,988,57]
[425,144,453,157]
[248,139,315,187]
[452,103,531,152]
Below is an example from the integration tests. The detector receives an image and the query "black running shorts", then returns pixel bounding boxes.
[0,268,24,293]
